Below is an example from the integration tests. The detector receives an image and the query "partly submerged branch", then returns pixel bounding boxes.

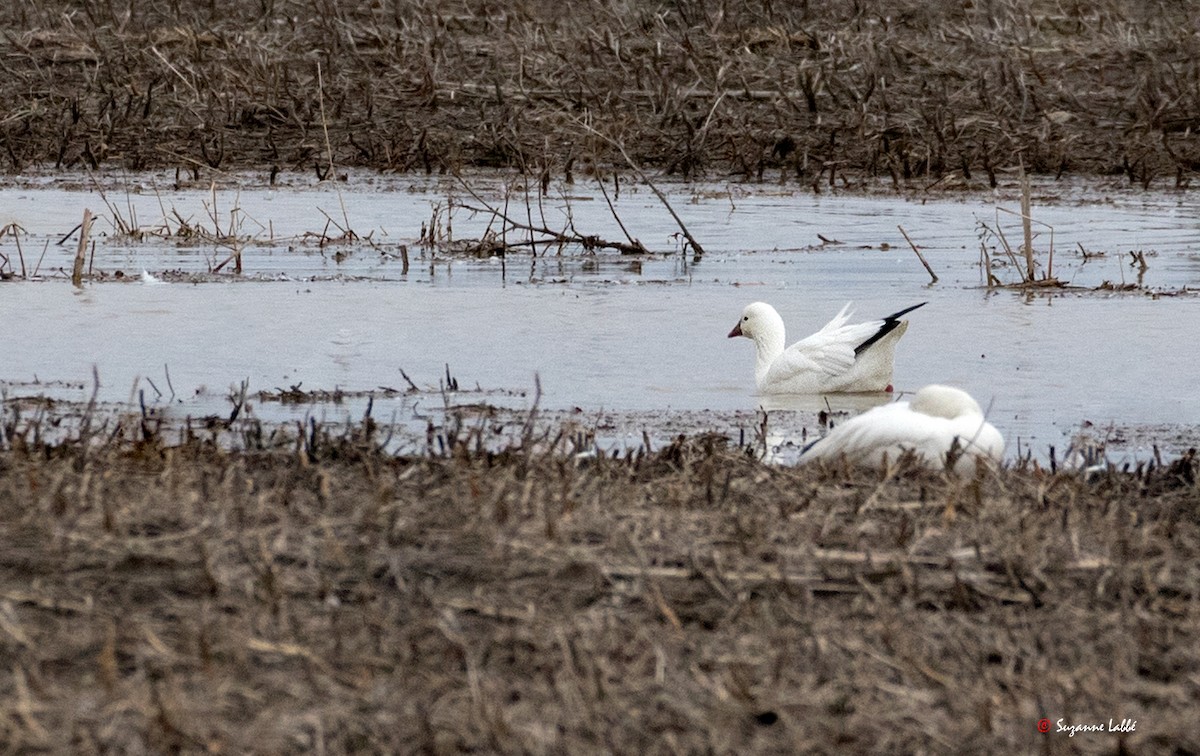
[574,117,706,256]
[454,177,647,255]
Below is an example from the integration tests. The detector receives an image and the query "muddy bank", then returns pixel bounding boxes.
[3,1,1200,187]
[0,424,1197,752]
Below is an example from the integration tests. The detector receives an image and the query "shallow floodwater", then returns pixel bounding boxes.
[2,172,1198,460]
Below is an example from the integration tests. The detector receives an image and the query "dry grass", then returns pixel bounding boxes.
[2,0,1200,187]
[0,423,1197,753]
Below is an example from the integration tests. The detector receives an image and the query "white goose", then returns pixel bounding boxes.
[728,301,925,394]
[798,384,1004,474]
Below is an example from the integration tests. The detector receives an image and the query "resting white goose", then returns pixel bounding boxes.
[798,384,1004,474]
[728,301,925,394]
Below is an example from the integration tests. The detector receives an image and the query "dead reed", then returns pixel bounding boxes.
[70,208,92,287]
[0,411,1197,752]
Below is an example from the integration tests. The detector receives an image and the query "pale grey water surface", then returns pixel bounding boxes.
[2,172,1198,460]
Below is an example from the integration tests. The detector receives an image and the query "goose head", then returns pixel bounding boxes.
[728,302,784,340]
[909,385,984,420]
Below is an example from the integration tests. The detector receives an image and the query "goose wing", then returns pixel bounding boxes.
[799,401,935,462]
[769,304,885,379]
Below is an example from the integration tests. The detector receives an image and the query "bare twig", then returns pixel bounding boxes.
[398,368,420,393]
[317,62,355,238]
[595,173,646,252]
[898,225,938,284]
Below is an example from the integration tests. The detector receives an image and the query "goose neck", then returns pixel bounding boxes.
[753,329,784,385]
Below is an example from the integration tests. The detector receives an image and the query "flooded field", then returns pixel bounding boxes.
[2,171,1199,461]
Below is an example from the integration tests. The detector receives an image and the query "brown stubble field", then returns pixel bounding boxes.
[2,0,1199,188]
[0,426,1197,752]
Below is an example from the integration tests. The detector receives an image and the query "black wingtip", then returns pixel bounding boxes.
[882,301,927,321]
[853,302,926,356]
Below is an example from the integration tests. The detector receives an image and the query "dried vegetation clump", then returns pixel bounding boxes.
[0,427,1197,752]
[3,0,1200,187]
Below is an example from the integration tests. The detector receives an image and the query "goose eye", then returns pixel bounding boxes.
[742,316,748,321]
